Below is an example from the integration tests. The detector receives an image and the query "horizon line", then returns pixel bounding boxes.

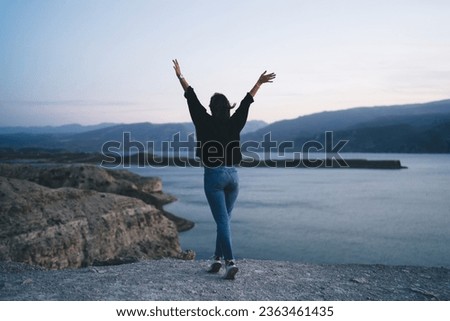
[1,97,449,128]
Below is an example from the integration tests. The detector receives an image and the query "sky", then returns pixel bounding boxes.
[1,0,450,126]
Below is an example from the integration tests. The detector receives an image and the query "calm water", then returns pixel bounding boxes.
[128,153,450,267]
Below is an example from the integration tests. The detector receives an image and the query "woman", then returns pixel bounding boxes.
[173,59,275,279]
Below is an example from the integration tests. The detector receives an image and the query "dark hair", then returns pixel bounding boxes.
[209,93,236,121]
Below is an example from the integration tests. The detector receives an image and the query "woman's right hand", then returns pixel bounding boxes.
[249,70,276,97]
[257,70,276,85]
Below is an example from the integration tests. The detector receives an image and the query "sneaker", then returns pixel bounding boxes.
[207,257,222,273]
[224,261,238,280]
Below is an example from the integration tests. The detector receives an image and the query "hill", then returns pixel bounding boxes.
[0,120,267,152]
[0,123,115,135]
[243,99,450,153]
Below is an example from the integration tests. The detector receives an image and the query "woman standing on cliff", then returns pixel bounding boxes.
[173,59,275,279]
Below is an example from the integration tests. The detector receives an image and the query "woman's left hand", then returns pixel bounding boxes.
[173,59,182,78]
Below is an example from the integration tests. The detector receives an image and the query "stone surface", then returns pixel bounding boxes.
[0,163,169,205]
[0,176,182,269]
[0,163,194,231]
[0,259,448,301]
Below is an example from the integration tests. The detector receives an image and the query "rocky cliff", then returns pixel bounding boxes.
[0,163,194,231]
[0,164,194,269]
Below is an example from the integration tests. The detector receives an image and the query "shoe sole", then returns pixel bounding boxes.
[224,266,238,280]
[207,262,222,273]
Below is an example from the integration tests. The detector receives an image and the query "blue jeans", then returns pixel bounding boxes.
[204,166,239,261]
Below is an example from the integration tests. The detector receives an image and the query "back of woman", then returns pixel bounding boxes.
[173,59,275,280]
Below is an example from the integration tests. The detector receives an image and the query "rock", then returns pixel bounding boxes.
[176,249,196,260]
[162,210,195,232]
[0,176,182,269]
[0,163,194,232]
[350,277,369,284]
[409,287,440,300]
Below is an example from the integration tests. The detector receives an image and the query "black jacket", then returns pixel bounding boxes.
[184,86,254,167]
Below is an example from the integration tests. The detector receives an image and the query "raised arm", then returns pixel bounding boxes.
[172,59,189,92]
[249,70,276,97]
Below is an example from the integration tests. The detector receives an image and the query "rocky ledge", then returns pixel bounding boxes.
[0,259,448,301]
[0,164,194,269]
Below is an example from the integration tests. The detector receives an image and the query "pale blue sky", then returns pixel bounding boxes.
[1,0,449,126]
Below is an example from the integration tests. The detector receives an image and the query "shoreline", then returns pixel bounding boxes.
[1,258,448,301]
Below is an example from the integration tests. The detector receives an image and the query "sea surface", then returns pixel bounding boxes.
[128,153,450,267]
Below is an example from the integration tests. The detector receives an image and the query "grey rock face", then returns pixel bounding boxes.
[0,164,186,269]
[0,163,194,231]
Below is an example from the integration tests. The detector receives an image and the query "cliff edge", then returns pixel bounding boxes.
[0,163,194,232]
[0,164,194,269]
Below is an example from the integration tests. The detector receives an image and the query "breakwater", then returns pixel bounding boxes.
[0,149,406,169]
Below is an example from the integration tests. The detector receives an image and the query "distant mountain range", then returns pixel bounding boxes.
[1,100,449,153]
[0,120,268,152]
[0,123,116,135]
[243,99,450,153]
